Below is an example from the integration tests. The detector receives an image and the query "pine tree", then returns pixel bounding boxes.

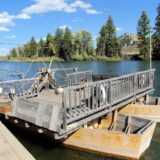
[38,39,45,57]
[54,28,64,57]
[63,27,73,60]
[10,48,17,58]
[96,16,121,57]
[24,37,37,58]
[153,4,160,59]
[43,33,54,57]
[137,11,151,60]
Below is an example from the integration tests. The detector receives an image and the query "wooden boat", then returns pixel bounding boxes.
[119,96,160,122]
[64,113,156,160]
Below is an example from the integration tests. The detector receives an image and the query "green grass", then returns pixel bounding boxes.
[0,55,125,62]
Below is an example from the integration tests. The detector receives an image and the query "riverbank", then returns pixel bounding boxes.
[0,55,125,62]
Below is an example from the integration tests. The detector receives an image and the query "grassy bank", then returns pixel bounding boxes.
[0,55,126,62]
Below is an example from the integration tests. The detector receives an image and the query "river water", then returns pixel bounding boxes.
[0,60,160,160]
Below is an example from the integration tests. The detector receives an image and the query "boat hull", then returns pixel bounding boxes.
[119,104,160,122]
[64,115,156,160]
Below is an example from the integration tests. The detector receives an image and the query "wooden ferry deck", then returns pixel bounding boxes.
[0,69,156,139]
[0,68,157,159]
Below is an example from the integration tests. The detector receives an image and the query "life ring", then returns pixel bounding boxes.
[100,85,106,103]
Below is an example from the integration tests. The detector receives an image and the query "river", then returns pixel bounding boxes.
[0,60,160,160]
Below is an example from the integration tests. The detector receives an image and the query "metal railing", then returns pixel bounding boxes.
[0,77,39,97]
[62,69,155,132]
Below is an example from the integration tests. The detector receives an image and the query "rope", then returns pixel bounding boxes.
[24,62,33,77]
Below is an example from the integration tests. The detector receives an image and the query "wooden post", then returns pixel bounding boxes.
[62,92,67,132]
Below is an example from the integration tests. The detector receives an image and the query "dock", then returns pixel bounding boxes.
[0,121,35,160]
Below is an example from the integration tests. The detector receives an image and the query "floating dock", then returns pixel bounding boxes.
[0,121,35,160]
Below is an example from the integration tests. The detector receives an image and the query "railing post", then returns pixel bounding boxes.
[134,74,137,95]
[108,80,112,106]
[62,91,67,132]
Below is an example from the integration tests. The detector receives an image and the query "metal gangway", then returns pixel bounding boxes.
[0,69,155,139]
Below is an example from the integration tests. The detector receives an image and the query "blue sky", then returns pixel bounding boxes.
[0,0,159,56]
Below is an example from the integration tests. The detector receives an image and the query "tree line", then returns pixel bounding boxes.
[9,28,94,61]
[9,3,160,61]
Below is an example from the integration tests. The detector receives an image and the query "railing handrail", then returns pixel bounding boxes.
[63,69,155,91]
[0,77,39,85]
[66,70,93,76]
[0,72,24,77]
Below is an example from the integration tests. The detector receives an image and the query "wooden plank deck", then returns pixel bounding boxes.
[34,88,90,107]
[0,121,35,160]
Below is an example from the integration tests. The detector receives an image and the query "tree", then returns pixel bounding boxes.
[10,48,17,58]
[74,30,94,57]
[38,38,45,57]
[43,33,55,57]
[23,37,38,58]
[29,37,38,57]
[17,46,24,58]
[63,27,73,60]
[96,16,121,57]
[137,11,151,60]
[118,33,133,47]
[54,28,64,57]
[153,3,160,59]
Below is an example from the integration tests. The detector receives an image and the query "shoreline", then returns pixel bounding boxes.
[0,56,126,63]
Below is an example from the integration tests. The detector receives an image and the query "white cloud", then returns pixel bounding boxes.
[5,35,16,39]
[116,27,124,32]
[0,12,15,26]
[86,9,100,14]
[0,0,99,32]
[22,0,99,15]
[70,1,91,9]
[0,27,10,32]
[0,11,31,32]
[22,0,76,14]
[16,13,31,19]
[59,25,72,30]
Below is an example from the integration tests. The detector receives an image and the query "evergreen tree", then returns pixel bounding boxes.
[38,38,45,57]
[17,46,24,58]
[10,48,17,58]
[63,27,73,60]
[43,33,55,57]
[23,43,30,57]
[153,4,160,59]
[137,11,151,60]
[54,28,64,57]
[96,16,121,57]
[29,37,38,57]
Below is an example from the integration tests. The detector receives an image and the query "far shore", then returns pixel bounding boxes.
[0,56,128,62]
